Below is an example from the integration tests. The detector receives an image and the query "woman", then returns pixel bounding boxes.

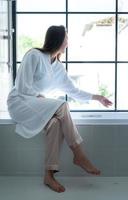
[7,25,112,193]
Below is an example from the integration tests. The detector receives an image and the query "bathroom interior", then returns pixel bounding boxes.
[0,0,128,199]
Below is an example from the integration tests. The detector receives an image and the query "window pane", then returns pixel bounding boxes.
[118,14,128,61]
[68,14,115,61]
[0,0,11,115]
[0,0,8,63]
[68,0,115,12]
[17,0,65,12]
[118,0,128,12]
[117,64,128,110]
[0,64,11,114]
[17,14,65,61]
[67,63,115,110]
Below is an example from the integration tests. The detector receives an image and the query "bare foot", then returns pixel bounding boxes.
[44,171,65,193]
[73,156,101,175]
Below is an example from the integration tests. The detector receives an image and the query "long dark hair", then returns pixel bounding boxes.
[36,25,66,60]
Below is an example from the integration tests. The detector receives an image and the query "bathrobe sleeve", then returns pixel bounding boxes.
[59,65,93,102]
[15,50,39,96]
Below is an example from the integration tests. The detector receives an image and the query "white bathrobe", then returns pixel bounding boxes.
[7,49,93,138]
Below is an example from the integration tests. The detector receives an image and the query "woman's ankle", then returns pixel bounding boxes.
[70,143,81,153]
[45,170,54,177]
[70,144,85,158]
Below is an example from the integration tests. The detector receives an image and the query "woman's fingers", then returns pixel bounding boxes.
[102,98,113,107]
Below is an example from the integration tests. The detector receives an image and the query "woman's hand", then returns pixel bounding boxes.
[92,94,113,107]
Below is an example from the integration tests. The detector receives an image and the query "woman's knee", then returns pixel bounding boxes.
[55,102,69,119]
[61,102,69,111]
[44,117,60,131]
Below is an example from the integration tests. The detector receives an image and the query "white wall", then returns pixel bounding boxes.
[0,124,128,177]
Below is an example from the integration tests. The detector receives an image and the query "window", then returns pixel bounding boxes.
[0,0,12,117]
[2,0,128,114]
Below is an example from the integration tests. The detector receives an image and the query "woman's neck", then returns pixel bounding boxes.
[51,57,56,64]
[50,53,58,64]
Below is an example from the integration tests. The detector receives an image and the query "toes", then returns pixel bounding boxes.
[55,180,65,192]
[73,158,101,176]
[55,184,65,192]
[59,185,65,192]
[90,169,101,175]
[55,184,65,193]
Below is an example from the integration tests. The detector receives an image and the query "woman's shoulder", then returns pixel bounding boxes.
[23,48,48,59]
[21,48,48,65]
[26,48,46,57]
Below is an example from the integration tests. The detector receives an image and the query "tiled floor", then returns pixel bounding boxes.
[0,176,128,200]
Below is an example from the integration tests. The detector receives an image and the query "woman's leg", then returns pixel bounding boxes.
[44,117,64,172]
[43,102,100,192]
[55,102,83,147]
[44,117,65,192]
[55,102,101,175]
[44,102,83,174]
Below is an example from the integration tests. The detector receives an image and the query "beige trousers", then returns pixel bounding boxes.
[44,102,83,172]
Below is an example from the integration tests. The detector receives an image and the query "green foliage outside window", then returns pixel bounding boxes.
[98,83,113,98]
[18,35,42,58]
